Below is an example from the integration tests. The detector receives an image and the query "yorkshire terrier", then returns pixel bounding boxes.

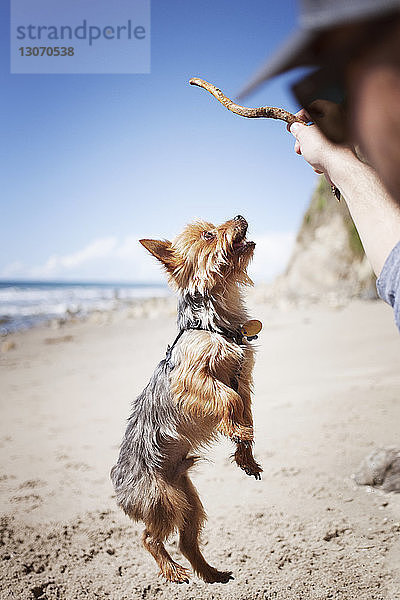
[111,215,262,584]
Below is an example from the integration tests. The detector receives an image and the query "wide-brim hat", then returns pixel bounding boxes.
[238,0,400,99]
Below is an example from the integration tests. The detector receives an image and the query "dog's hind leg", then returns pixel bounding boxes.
[142,528,190,584]
[178,474,233,584]
[140,479,191,584]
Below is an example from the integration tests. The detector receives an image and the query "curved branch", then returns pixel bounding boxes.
[189,77,301,125]
[189,77,340,200]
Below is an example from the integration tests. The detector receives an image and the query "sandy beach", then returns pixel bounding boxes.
[1,296,399,600]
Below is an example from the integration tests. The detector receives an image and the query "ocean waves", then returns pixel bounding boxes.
[0,281,171,333]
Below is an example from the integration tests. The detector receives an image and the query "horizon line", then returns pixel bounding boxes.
[0,278,168,287]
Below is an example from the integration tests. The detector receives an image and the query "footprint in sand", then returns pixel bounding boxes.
[64,461,93,471]
[10,493,43,510]
[18,479,46,489]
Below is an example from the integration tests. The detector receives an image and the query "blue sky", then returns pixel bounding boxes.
[1,0,319,283]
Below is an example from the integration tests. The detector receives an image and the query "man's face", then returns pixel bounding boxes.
[347,30,400,201]
[345,19,400,202]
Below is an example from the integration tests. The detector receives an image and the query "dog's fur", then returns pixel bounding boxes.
[111,215,262,584]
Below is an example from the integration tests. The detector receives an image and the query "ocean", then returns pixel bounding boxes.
[0,281,171,334]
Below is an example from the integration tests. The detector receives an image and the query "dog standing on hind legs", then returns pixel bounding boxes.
[111,215,262,584]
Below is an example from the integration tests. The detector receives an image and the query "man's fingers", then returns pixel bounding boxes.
[296,108,311,123]
[287,108,311,131]
[289,121,306,138]
[294,140,302,155]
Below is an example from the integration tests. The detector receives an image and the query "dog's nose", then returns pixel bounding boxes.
[234,215,245,222]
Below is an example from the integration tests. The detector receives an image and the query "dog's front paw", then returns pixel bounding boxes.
[234,444,263,480]
[243,463,263,480]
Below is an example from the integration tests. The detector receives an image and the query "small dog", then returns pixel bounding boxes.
[111,215,262,584]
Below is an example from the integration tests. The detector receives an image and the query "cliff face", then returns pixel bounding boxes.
[273,177,377,301]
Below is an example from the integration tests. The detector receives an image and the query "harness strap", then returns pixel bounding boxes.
[165,321,244,364]
[165,329,186,363]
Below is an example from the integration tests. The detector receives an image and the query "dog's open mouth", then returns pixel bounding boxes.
[233,231,255,253]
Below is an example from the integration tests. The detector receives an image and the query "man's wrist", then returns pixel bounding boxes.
[326,147,361,187]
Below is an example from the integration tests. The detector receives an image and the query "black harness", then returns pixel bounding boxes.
[166,320,244,360]
[165,320,255,392]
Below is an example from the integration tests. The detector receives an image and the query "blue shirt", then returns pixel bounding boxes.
[376,241,400,332]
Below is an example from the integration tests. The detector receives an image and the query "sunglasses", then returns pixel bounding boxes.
[291,67,348,144]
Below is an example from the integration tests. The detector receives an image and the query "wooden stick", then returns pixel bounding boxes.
[189,77,341,201]
[189,77,301,125]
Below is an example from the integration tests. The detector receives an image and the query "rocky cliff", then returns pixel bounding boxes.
[266,177,377,305]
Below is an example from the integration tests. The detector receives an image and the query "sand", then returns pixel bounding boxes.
[0,298,399,600]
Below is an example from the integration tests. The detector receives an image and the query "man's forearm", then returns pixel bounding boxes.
[327,149,400,276]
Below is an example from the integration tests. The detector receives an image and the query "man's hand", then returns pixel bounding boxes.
[288,101,352,184]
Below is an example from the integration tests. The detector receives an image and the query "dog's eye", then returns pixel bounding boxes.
[202,231,215,241]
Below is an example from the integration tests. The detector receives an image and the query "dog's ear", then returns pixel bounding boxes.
[140,239,176,270]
